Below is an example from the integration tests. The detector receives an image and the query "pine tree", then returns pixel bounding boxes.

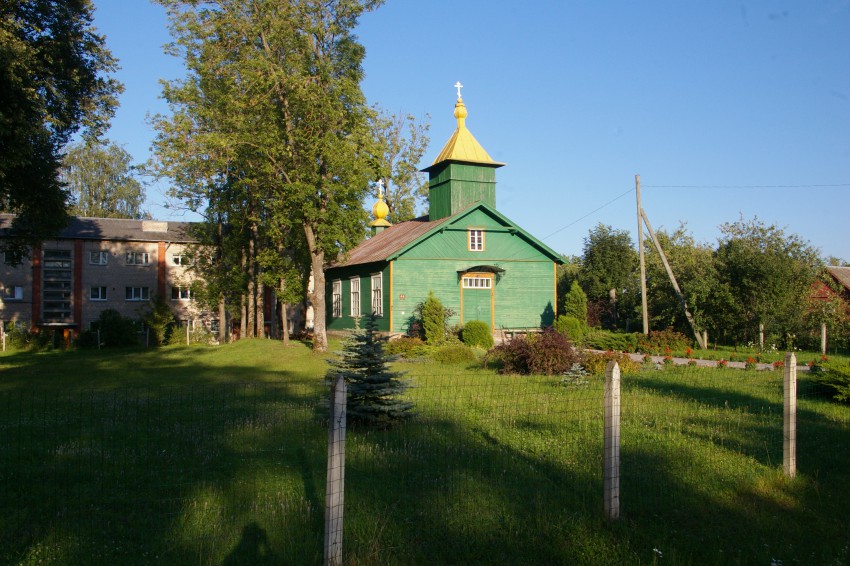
[326,313,414,427]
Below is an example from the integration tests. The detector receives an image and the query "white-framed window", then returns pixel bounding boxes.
[371,273,383,316]
[350,277,361,317]
[171,286,192,300]
[171,254,191,266]
[462,275,492,289]
[126,251,150,266]
[90,286,107,301]
[125,286,150,301]
[331,279,341,318]
[89,251,108,265]
[468,229,485,251]
[2,285,23,300]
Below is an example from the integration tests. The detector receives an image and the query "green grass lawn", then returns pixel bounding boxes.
[1,340,848,565]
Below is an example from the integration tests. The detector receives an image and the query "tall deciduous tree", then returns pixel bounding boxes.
[62,140,147,219]
[578,224,639,328]
[151,0,380,351]
[643,223,727,340]
[0,0,121,248]
[370,108,430,223]
[715,216,821,346]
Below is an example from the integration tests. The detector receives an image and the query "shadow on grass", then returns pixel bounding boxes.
[1,351,848,565]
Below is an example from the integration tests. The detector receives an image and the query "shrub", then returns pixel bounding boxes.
[461,320,494,349]
[637,329,691,354]
[420,291,446,345]
[385,336,428,358]
[433,343,476,364]
[484,329,577,376]
[6,322,52,351]
[167,324,215,346]
[563,281,588,323]
[717,359,728,368]
[583,329,639,352]
[812,360,850,402]
[554,315,585,344]
[579,350,641,376]
[80,309,139,348]
[143,298,175,346]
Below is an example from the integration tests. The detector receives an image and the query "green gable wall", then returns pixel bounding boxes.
[428,162,497,220]
[390,258,555,333]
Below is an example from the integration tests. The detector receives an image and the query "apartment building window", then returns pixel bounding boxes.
[468,229,485,251]
[90,286,108,301]
[371,273,383,317]
[350,277,361,317]
[43,249,72,321]
[2,285,23,300]
[331,280,341,318]
[3,252,18,266]
[171,254,191,266]
[126,251,150,266]
[171,286,192,300]
[89,251,108,265]
[125,286,150,301]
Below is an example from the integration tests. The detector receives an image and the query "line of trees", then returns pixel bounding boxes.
[560,218,849,351]
[149,0,429,351]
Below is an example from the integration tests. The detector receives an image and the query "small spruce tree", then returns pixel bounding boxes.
[564,281,589,325]
[420,290,446,344]
[326,313,414,427]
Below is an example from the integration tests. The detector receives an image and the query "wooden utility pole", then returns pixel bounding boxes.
[640,208,707,350]
[636,175,649,335]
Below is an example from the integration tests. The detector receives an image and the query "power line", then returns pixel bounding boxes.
[540,188,633,241]
[643,183,850,189]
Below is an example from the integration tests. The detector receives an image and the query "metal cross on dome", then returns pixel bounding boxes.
[454,81,463,100]
[376,178,384,199]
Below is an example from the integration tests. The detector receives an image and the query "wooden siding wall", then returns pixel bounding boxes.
[325,263,390,332]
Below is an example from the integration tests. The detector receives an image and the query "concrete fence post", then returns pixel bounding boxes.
[783,352,797,478]
[324,375,347,566]
[604,361,621,521]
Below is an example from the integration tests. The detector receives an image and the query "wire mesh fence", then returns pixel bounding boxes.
[1,363,848,564]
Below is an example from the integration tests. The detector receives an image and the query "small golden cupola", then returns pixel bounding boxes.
[423,82,505,221]
[369,179,391,234]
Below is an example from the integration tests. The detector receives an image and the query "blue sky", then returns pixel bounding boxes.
[92,1,850,262]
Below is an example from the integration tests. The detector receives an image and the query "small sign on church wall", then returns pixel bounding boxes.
[399,294,406,300]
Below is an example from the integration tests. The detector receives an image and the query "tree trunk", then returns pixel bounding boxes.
[218,294,226,344]
[247,238,256,338]
[280,277,289,347]
[304,223,327,352]
[256,280,265,338]
[609,288,618,327]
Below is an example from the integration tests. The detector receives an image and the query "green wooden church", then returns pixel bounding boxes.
[325,90,563,334]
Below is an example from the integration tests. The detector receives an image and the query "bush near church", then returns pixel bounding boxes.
[461,320,494,349]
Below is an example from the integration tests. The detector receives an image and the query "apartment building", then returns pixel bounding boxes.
[0,214,213,338]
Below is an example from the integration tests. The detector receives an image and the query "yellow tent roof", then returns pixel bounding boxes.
[430,98,505,167]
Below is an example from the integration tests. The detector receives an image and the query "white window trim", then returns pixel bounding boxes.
[90,286,108,301]
[125,286,150,301]
[126,251,151,266]
[2,285,24,301]
[331,279,342,318]
[468,229,485,252]
[350,277,361,317]
[462,275,492,289]
[171,254,191,266]
[171,286,192,301]
[371,273,383,317]
[89,251,108,265]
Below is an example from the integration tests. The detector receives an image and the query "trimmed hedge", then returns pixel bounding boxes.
[461,320,494,349]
